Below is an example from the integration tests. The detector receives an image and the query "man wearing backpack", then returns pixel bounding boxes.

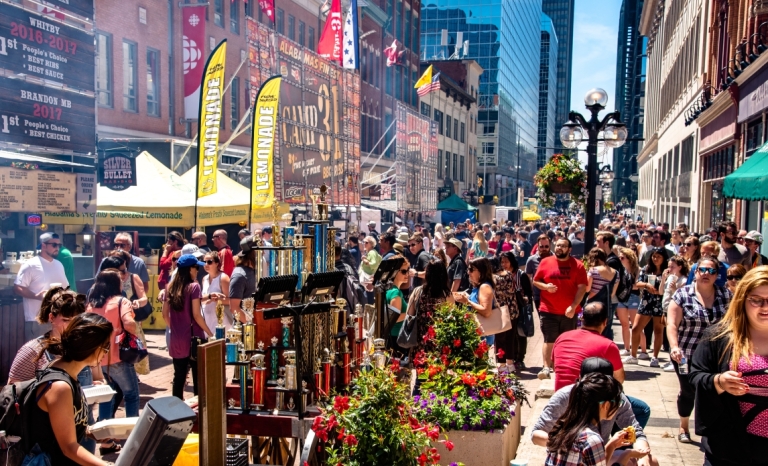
[596,231,624,340]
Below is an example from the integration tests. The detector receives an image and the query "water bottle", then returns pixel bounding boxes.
[678,356,688,374]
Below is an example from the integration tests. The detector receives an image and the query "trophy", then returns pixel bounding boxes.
[284,350,297,390]
[271,200,282,247]
[214,300,226,340]
[227,309,243,344]
[241,297,255,322]
[341,339,351,387]
[268,336,279,385]
[274,377,285,413]
[243,322,255,351]
[250,353,267,410]
[258,340,265,351]
[286,396,295,411]
[314,357,323,400]
[281,317,292,347]
[317,184,329,220]
[372,338,387,369]
[301,380,309,409]
[353,304,364,341]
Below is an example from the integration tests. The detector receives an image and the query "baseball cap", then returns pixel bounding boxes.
[238,235,259,256]
[746,230,764,244]
[181,243,204,259]
[580,357,614,378]
[177,254,205,268]
[446,238,463,250]
[398,226,409,234]
[39,232,59,243]
[368,220,376,226]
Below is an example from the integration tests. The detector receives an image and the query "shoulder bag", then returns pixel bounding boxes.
[475,284,512,336]
[117,298,148,364]
[516,271,535,338]
[129,275,153,322]
[397,287,423,349]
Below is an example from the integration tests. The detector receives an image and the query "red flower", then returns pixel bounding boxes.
[417,453,428,466]
[315,428,328,442]
[391,358,401,372]
[427,426,440,441]
[311,416,324,432]
[333,396,350,413]
[441,345,451,355]
[461,373,477,386]
[428,365,440,378]
[413,350,427,367]
[344,434,358,446]
[336,427,345,439]
[326,414,338,431]
[426,326,436,340]
[474,340,489,357]
[478,371,487,381]
[453,339,462,348]
[440,354,448,366]
[496,348,505,359]
[443,440,455,451]
[476,328,483,335]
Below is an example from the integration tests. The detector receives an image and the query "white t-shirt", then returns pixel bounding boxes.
[14,255,69,321]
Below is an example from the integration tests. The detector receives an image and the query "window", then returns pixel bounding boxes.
[386,66,393,95]
[460,155,465,181]
[231,76,239,128]
[483,123,494,135]
[421,102,431,117]
[446,115,452,138]
[96,32,112,107]
[276,8,284,34]
[444,152,450,178]
[460,122,465,143]
[453,119,458,141]
[230,0,239,33]
[386,0,393,35]
[396,0,402,41]
[308,27,315,49]
[298,21,305,46]
[288,15,295,40]
[411,11,418,50]
[434,109,443,134]
[146,48,160,116]
[361,49,367,82]
[122,41,138,112]
[404,6,411,51]
[438,150,443,179]
[214,0,223,27]
[452,153,458,180]
[395,67,401,100]
[245,0,254,18]
[411,70,418,105]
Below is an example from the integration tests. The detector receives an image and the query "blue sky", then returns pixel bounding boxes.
[570,0,622,165]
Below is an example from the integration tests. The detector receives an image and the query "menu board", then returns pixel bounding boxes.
[0,167,76,212]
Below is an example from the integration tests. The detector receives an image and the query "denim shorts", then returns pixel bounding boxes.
[617,294,640,309]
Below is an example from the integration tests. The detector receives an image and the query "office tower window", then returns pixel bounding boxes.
[404,6,411,50]
[421,102,431,117]
[453,119,458,141]
[276,9,284,34]
[231,77,239,128]
[96,32,112,107]
[446,115,452,138]
[460,155,465,181]
[122,41,138,112]
[396,0,402,41]
[434,109,443,134]
[230,0,239,33]
[298,21,305,46]
[146,48,160,116]
[460,122,465,142]
[214,0,223,26]
[411,69,418,105]
[288,15,295,40]
[452,153,458,180]
[386,66,393,95]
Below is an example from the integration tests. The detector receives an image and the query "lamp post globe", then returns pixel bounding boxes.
[584,88,609,108]
[603,121,628,148]
[559,121,584,149]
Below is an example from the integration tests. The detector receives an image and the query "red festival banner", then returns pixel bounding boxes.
[259,0,275,23]
[317,0,343,65]
[182,6,207,119]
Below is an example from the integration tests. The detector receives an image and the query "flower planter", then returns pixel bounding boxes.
[434,401,522,466]
[549,181,573,194]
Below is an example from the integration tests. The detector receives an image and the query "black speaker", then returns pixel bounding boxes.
[115,397,196,466]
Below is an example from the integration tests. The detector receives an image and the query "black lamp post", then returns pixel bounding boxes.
[560,88,627,249]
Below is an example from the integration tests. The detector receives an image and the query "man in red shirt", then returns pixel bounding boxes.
[552,301,625,390]
[213,229,235,276]
[532,238,588,380]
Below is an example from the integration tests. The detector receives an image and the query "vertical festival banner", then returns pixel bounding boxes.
[317,0,343,65]
[196,39,227,199]
[182,6,207,119]
[250,76,282,212]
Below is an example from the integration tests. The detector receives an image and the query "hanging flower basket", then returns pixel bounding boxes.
[533,153,587,209]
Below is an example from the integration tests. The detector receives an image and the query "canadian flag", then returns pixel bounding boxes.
[182,6,207,120]
[317,0,343,65]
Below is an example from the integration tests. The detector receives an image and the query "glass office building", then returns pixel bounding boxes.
[542,0,575,149]
[421,0,541,205]
[538,13,558,170]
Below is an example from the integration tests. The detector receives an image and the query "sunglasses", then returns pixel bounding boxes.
[205,260,219,264]
[698,266,718,275]
[399,269,409,275]
[172,257,179,262]
[747,296,768,308]
[408,243,418,248]
[467,266,476,272]
[726,275,743,281]
[683,242,695,246]
[114,242,130,247]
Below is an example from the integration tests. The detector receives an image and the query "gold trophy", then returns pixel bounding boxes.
[213,300,226,340]
[271,200,282,247]
[317,184,329,220]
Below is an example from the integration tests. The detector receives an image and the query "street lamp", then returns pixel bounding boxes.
[560,88,627,249]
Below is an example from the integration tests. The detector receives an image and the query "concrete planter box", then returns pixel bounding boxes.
[434,402,522,466]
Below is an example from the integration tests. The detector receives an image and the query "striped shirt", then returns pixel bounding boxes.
[672,284,731,359]
[8,335,54,383]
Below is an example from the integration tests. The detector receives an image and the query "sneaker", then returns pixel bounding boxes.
[663,363,676,372]
[537,367,552,380]
[650,357,660,368]
[622,356,638,364]
[678,432,692,443]
[619,349,630,356]
[638,352,651,360]
[515,361,526,371]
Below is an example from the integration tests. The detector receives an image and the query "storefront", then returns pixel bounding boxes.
[737,64,768,237]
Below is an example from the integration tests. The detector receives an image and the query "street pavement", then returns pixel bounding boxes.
[105,319,705,464]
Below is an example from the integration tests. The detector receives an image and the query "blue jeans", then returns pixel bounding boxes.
[601,303,618,340]
[627,395,651,429]
[99,362,140,420]
[76,366,96,454]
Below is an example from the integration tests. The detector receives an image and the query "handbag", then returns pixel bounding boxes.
[129,275,153,322]
[397,287,423,349]
[517,303,535,337]
[476,302,512,336]
[20,444,51,466]
[117,298,148,364]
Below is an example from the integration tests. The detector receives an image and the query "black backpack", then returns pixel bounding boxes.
[0,369,74,453]
[615,268,634,303]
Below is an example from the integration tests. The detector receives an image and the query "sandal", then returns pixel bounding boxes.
[677,432,692,443]
[100,441,123,454]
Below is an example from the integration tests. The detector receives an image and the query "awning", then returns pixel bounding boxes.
[181,166,250,227]
[361,199,398,213]
[437,193,478,211]
[724,146,768,200]
[0,150,94,168]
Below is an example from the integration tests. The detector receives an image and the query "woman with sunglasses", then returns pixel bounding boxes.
[22,313,114,466]
[625,248,668,367]
[546,372,644,466]
[454,257,497,350]
[616,248,641,357]
[201,251,231,333]
[666,256,732,444]
[386,255,411,353]
[690,266,768,466]
[724,264,746,294]
[680,236,700,267]
[158,231,185,290]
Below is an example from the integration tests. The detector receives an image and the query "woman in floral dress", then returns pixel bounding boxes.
[493,251,521,372]
[409,259,453,354]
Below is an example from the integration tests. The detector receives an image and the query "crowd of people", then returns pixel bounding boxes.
[5,215,768,465]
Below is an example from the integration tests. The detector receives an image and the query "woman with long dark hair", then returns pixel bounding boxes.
[86,270,139,431]
[158,230,185,290]
[455,257,496,348]
[546,373,644,466]
[163,254,213,399]
[690,266,768,465]
[624,248,668,367]
[493,251,531,372]
[408,259,453,354]
[26,313,113,465]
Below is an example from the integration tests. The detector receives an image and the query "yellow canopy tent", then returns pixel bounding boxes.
[522,210,541,221]
[43,151,196,227]
[181,167,250,227]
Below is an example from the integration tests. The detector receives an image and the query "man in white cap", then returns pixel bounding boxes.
[181,243,207,284]
[744,230,767,268]
[367,221,379,244]
[14,232,69,339]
